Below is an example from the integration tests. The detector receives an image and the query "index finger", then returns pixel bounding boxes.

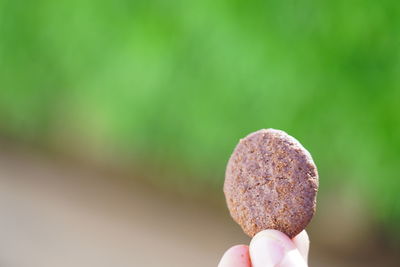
[292,230,310,262]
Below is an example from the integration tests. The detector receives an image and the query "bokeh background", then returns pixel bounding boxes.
[1,0,399,266]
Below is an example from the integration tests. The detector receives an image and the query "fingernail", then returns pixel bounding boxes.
[249,232,285,267]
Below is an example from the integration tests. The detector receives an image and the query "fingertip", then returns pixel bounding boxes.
[249,230,307,267]
[251,229,296,250]
[218,245,251,267]
[292,230,310,262]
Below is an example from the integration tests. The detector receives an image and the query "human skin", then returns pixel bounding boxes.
[218,229,309,267]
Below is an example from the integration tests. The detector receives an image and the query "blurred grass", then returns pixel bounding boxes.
[1,0,400,236]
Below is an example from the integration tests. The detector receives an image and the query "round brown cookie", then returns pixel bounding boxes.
[224,129,318,238]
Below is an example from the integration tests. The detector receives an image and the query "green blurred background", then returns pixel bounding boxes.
[1,0,400,259]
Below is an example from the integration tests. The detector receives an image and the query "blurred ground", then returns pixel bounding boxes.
[0,143,397,267]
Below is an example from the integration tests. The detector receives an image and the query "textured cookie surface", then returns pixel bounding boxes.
[224,129,318,238]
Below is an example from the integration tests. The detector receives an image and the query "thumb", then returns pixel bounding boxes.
[249,230,307,267]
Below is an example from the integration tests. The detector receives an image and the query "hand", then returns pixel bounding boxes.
[218,229,309,267]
